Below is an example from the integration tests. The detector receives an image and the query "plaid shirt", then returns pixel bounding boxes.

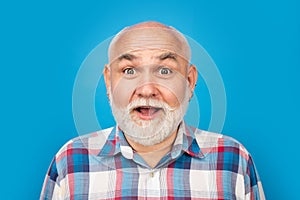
[40,122,265,200]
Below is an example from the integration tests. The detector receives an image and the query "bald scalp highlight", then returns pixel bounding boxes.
[108,21,191,64]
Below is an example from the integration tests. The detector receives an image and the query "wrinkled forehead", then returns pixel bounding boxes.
[108,27,191,63]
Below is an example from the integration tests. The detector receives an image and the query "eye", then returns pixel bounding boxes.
[158,67,173,75]
[123,67,136,75]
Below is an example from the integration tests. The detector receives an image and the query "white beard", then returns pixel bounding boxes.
[109,89,190,146]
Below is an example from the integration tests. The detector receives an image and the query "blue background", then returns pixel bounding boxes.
[0,0,299,199]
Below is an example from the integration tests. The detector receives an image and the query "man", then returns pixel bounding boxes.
[40,21,265,199]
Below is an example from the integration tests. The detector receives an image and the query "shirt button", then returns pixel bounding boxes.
[150,172,155,178]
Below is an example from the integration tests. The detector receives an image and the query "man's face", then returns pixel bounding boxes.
[104,27,197,146]
[108,49,190,110]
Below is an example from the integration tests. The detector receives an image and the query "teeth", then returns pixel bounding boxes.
[136,106,161,115]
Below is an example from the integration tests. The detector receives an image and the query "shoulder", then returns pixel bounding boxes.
[193,129,265,198]
[52,127,114,171]
[193,129,251,160]
[55,127,113,155]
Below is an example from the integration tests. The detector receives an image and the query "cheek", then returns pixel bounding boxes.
[110,77,138,107]
[158,81,188,107]
[110,73,190,108]
[156,73,189,106]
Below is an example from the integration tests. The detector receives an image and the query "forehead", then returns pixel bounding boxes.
[109,27,191,63]
[110,49,189,69]
[118,49,178,62]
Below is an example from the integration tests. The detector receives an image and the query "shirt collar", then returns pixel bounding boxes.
[97,121,205,159]
[171,121,205,159]
[97,126,122,157]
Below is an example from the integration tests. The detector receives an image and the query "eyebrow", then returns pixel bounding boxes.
[118,53,137,61]
[158,52,177,61]
[117,52,178,62]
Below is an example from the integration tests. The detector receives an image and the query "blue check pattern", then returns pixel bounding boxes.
[40,122,265,200]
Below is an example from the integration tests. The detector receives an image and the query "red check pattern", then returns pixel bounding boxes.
[40,122,265,200]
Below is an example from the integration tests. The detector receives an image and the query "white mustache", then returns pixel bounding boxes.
[127,98,176,112]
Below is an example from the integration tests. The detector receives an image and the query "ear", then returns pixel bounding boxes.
[103,64,111,97]
[187,64,198,92]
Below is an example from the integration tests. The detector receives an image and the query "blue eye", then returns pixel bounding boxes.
[159,67,172,75]
[123,68,136,75]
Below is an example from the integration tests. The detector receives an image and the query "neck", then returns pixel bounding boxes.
[124,130,178,168]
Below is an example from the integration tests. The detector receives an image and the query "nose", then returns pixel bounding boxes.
[135,83,160,98]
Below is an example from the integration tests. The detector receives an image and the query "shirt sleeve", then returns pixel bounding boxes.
[40,157,65,200]
[245,155,266,200]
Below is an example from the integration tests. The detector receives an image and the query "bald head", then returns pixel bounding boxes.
[126,21,171,29]
[108,21,191,63]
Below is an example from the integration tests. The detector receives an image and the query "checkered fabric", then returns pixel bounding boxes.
[40,122,265,199]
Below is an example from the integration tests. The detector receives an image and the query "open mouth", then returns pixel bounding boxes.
[133,106,163,120]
